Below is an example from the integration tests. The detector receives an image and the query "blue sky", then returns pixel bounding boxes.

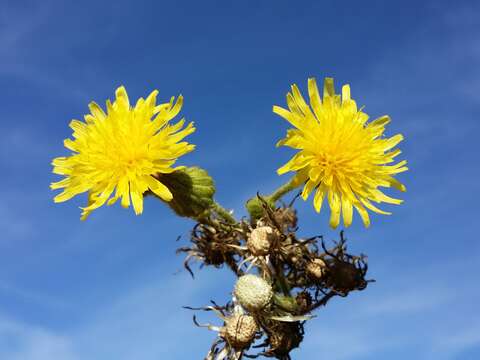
[0,0,479,359]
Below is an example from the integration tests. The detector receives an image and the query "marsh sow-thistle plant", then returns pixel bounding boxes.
[51,78,407,359]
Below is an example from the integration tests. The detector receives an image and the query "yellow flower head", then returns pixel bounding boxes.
[274,78,407,228]
[51,86,195,220]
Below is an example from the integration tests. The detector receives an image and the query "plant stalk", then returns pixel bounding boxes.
[269,178,298,203]
[211,202,236,224]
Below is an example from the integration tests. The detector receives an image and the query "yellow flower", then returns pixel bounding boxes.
[51,86,195,220]
[274,78,407,228]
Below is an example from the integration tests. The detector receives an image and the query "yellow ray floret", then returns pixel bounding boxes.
[274,77,407,228]
[51,86,195,220]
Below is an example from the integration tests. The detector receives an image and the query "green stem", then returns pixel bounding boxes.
[273,293,298,313]
[274,262,291,296]
[269,178,298,203]
[211,202,236,224]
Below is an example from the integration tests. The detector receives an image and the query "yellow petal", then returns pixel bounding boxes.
[276,129,304,149]
[166,121,196,144]
[388,177,407,192]
[341,84,351,102]
[69,120,87,137]
[291,84,312,117]
[115,86,130,109]
[145,90,159,108]
[145,176,173,202]
[368,115,390,129]
[291,168,309,187]
[50,178,70,190]
[307,78,322,120]
[80,184,115,213]
[53,189,77,203]
[273,105,305,131]
[328,191,341,229]
[313,186,325,213]
[301,179,317,200]
[354,202,371,228]
[286,93,303,116]
[88,102,106,121]
[341,197,353,227]
[165,95,183,122]
[121,185,131,208]
[277,153,313,175]
[129,182,144,215]
[383,134,404,151]
[323,77,335,98]
[63,139,78,152]
[372,189,403,205]
[361,198,391,215]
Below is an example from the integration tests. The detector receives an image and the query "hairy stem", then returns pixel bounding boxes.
[272,259,291,296]
[269,178,298,203]
[211,202,236,224]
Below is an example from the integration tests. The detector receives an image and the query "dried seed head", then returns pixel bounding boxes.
[273,206,298,232]
[286,245,304,265]
[267,322,304,356]
[247,226,276,256]
[329,261,367,292]
[234,274,273,311]
[295,291,312,313]
[223,314,258,349]
[306,258,328,280]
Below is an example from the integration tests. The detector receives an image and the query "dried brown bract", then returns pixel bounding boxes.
[180,197,375,359]
[319,233,374,296]
[186,301,261,360]
[177,220,241,277]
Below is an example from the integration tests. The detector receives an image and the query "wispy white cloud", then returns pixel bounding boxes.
[0,317,78,360]
[430,324,480,359]
[3,250,476,360]
[0,280,71,311]
[0,1,92,102]
[0,2,51,65]
[358,286,453,317]
[298,252,480,360]
[302,322,407,360]
[0,202,34,243]
[0,267,235,360]
[1,2,479,360]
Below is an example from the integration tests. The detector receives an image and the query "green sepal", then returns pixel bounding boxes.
[156,166,216,219]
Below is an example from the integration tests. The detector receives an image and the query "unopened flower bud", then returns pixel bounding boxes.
[223,314,258,349]
[247,226,276,256]
[245,196,275,222]
[234,274,273,311]
[306,258,328,280]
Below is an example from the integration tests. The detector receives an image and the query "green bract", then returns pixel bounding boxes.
[156,166,215,219]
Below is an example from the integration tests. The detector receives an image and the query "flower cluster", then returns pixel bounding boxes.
[184,199,374,359]
[51,78,407,360]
